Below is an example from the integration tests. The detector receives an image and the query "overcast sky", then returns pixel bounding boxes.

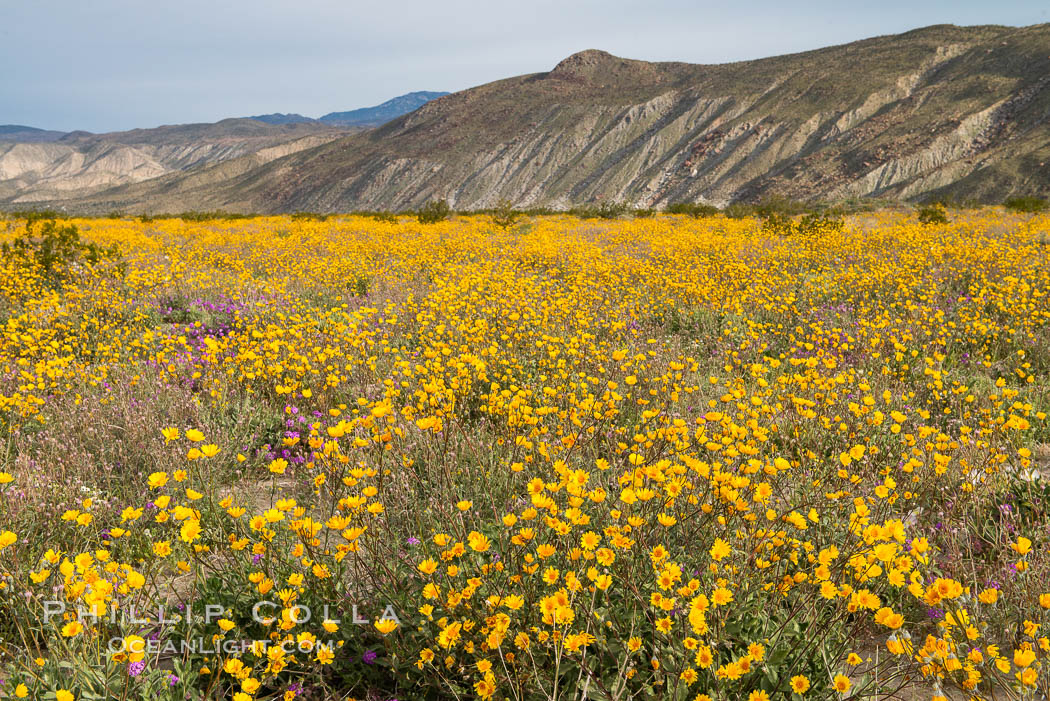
[2,0,1047,133]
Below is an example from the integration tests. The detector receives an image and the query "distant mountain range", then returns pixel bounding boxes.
[315,91,451,127]
[2,91,451,142]
[241,92,450,128]
[0,125,68,143]
[4,25,1050,213]
[0,92,447,206]
[242,113,317,125]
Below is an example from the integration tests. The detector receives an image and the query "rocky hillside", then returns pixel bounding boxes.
[0,91,451,207]
[11,24,1050,212]
[0,120,349,205]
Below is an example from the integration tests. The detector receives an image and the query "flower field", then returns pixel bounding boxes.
[1,210,1049,700]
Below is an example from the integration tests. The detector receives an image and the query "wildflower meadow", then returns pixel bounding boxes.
[0,209,1049,700]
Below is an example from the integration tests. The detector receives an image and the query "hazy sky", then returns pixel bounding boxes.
[2,0,1047,132]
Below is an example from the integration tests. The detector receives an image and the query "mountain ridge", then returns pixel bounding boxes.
[239,92,452,127]
[244,113,317,125]
[318,91,451,127]
[6,24,1050,212]
[0,125,68,143]
[0,92,448,205]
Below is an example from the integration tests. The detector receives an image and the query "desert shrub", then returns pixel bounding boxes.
[1,217,122,284]
[824,198,881,215]
[174,211,251,222]
[416,199,452,224]
[762,211,844,237]
[571,201,629,219]
[369,210,400,223]
[348,273,370,296]
[1005,196,1049,214]
[929,194,981,210]
[490,199,522,230]
[8,209,63,219]
[723,202,756,219]
[290,211,329,222]
[752,195,809,218]
[917,203,949,224]
[9,209,64,227]
[667,201,721,217]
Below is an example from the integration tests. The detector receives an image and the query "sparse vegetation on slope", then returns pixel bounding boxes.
[21,23,1050,215]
